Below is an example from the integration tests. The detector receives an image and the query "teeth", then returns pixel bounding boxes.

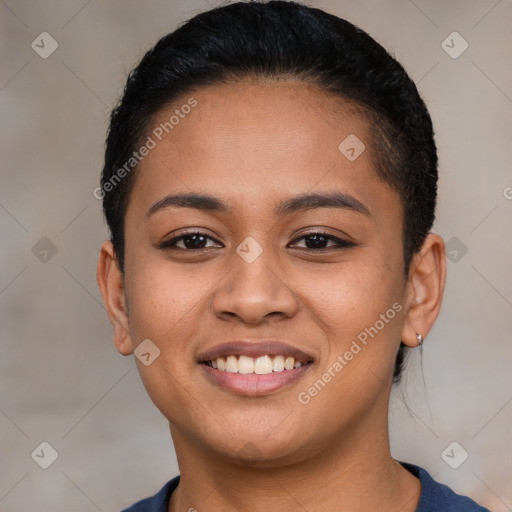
[284,356,294,370]
[226,355,239,373]
[254,355,273,374]
[238,355,254,374]
[273,355,285,372]
[209,355,309,374]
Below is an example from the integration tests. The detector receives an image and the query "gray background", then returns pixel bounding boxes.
[1,0,511,510]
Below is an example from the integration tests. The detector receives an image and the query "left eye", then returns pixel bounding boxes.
[160,231,354,251]
[289,232,355,250]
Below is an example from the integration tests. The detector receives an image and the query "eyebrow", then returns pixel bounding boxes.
[146,191,371,218]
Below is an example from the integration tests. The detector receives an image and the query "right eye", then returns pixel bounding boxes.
[159,230,224,251]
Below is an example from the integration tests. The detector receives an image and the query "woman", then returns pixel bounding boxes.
[96,1,490,510]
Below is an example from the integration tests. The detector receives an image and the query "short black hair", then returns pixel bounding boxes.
[100,0,438,382]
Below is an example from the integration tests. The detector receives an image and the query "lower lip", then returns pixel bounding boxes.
[200,363,313,396]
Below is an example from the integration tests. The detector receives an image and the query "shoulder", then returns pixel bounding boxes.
[119,466,491,512]
[120,475,180,512]
[399,462,490,512]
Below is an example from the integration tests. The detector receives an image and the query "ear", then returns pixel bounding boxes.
[96,240,134,356]
[401,233,447,348]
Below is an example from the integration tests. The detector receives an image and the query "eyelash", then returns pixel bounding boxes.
[159,229,356,252]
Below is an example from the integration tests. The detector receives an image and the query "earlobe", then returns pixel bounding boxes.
[401,234,446,348]
[96,241,134,356]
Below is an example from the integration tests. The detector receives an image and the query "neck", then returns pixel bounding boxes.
[167,404,421,512]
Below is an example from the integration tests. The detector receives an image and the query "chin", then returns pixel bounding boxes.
[194,423,319,468]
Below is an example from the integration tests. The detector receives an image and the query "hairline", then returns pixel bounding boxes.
[116,74,410,275]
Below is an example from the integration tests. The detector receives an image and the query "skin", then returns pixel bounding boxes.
[97,80,446,512]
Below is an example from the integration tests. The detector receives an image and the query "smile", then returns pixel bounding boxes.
[204,354,310,374]
[198,340,316,396]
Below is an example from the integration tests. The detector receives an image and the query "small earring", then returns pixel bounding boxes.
[416,333,424,346]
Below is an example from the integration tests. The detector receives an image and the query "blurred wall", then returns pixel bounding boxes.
[1,1,511,510]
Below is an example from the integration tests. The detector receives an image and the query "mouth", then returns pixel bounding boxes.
[202,354,312,373]
[198,340,315,396]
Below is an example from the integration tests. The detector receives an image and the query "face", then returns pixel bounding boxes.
[102,80,430,465]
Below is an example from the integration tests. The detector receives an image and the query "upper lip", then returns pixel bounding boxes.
[198,340,316,363]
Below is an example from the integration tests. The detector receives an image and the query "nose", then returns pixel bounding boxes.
[210,244,299,325]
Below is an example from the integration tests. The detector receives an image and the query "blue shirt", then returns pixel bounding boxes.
[122,461,489,511]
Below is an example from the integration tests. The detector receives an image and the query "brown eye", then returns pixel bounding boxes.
[289,232,356,250]
[159,230,356,252]
[160,231,223,250]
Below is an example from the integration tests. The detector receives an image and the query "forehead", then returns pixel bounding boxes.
[151,80,371,158]
[129,80,397,218]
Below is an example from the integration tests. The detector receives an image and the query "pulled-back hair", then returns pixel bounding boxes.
[101,0,438,382]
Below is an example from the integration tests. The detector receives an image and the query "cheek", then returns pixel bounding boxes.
[300,260,406,402]
[126,258,207,344]
[301,258,404,334]
[125,247,405,367]
[294,265,405,423]
[124,261,211,422]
